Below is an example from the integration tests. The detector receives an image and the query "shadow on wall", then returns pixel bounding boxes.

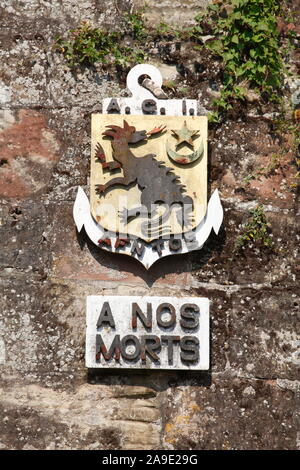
[76,225,226,287]
[86,367,212,392]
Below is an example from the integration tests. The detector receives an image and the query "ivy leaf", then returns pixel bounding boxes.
[223,51,235,61]
[207,39,223,53]
[257,21,270,32]
[257,64,266,73]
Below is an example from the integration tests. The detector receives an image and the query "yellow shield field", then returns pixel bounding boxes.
[90,114,207,242]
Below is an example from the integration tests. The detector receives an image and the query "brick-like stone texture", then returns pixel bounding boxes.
[0,0,299,450]
[135,0,210,26]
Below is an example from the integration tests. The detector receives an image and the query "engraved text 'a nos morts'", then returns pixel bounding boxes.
[86,296,209,370]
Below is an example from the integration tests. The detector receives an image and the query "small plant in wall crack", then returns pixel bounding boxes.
[123,8,148,40]
[242,152,282,185]
[55,19,146,68]
[235,204,274,252]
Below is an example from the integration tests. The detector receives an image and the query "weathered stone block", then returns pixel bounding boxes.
[163,376,298,449]
[229,288,300,380]
[0,110,60,199]
[136,0,211,27]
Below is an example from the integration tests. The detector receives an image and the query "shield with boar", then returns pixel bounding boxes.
[73,64,223,269]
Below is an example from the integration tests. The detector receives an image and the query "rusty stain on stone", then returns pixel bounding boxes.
[0,110,60,198]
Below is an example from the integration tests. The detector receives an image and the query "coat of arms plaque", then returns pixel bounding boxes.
[73,64,223,268]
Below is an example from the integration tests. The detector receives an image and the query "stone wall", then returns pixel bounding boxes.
[0,0,299,450]
[135,0,210,27]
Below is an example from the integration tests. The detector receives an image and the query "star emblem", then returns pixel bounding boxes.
[171,121,199,149]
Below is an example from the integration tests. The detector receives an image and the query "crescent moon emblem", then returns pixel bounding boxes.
[166,139,204,165]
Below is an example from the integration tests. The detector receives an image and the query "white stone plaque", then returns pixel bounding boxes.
[86,296,209,370]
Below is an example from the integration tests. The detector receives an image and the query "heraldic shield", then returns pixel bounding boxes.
[73,64,223,269]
